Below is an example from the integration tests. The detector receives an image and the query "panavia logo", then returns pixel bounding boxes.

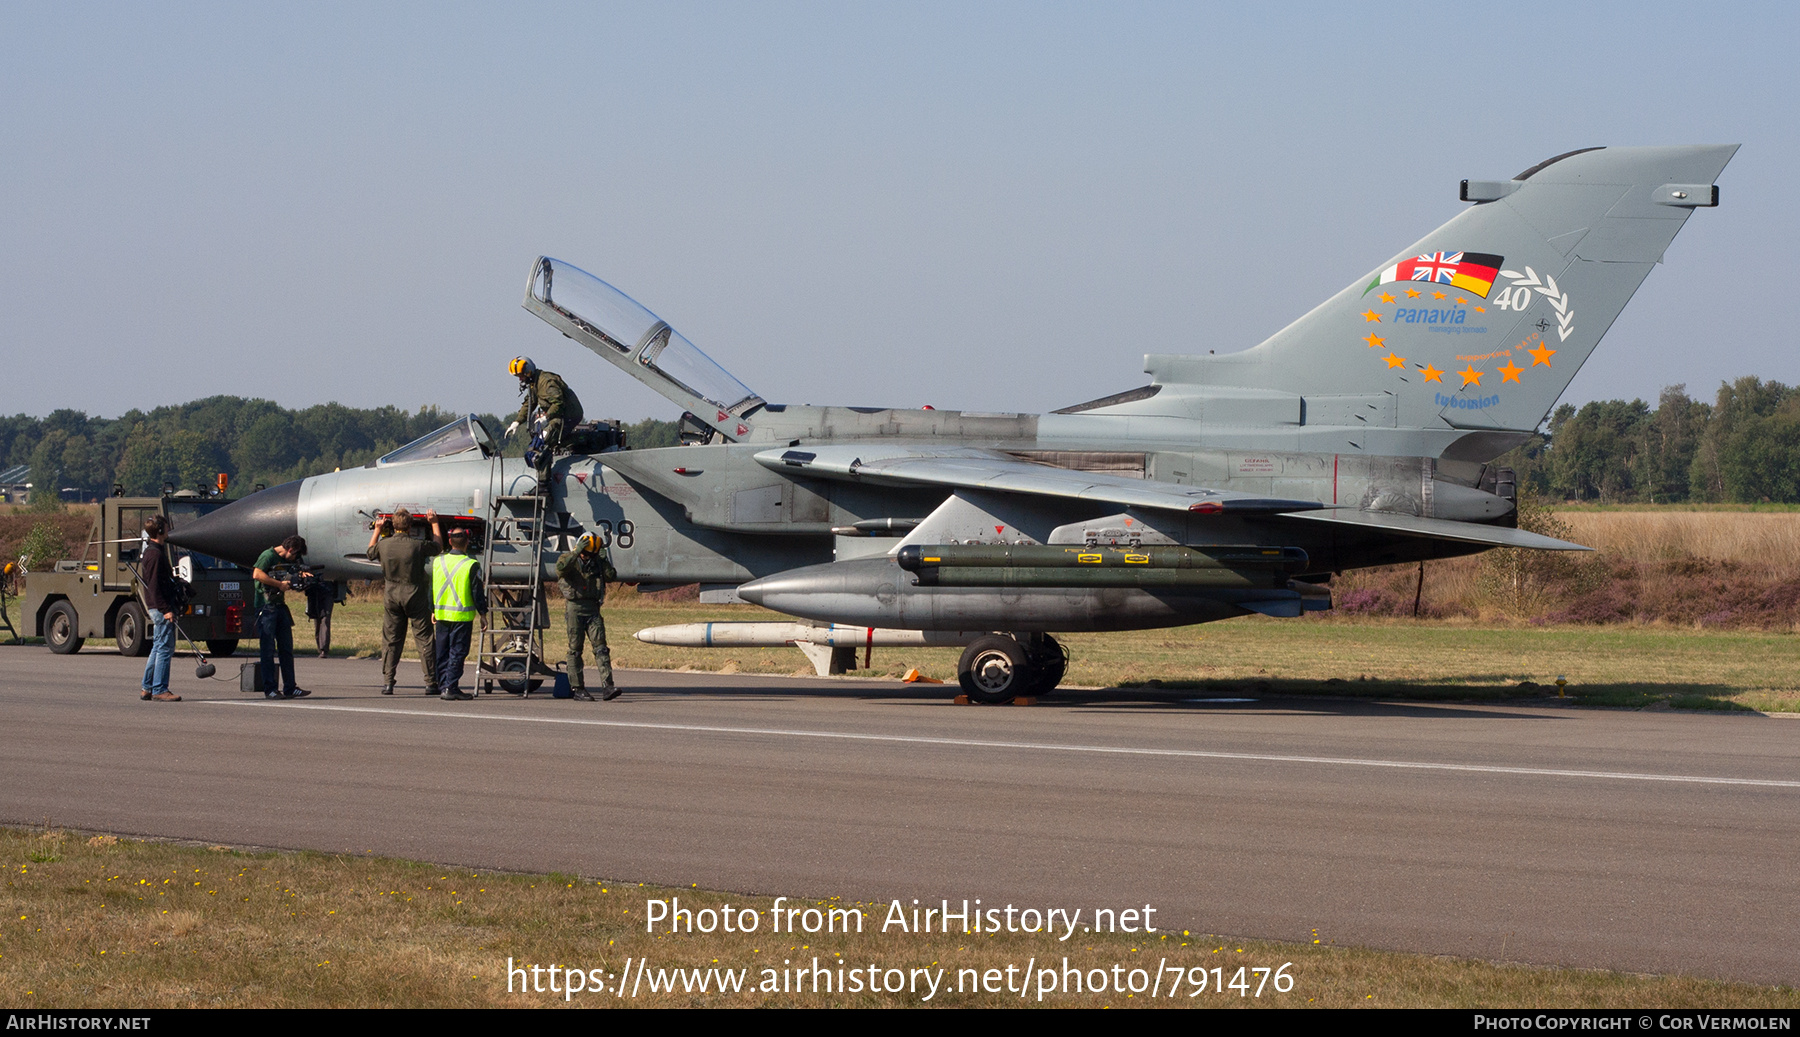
[1436,392,1500,410]
[1394,307,1469,325]
[1365,251,1503,298]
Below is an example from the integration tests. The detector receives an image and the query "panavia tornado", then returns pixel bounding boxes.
[173,145,1736,701]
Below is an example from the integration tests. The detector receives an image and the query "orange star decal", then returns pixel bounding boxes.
[1455,297,1468,305]
[1433,291,1447,300]
[1378,292,1395,304]
[1405,288,1421,298]
[1385,353,1406,369]
[1497,359,1523,383]
[1419,364,1443,383]
[1459,365,1484,387]
[1475,306,1486,313]
[1528,343,1556,367]
[1362,310,1382,322]
[1363,333,1386,349]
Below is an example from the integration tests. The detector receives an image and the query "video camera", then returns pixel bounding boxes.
[268,564,322,594]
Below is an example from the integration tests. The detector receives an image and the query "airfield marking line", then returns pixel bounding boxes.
[199,700,1800,790]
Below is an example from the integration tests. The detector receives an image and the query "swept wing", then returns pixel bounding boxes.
[753,444,1323,515]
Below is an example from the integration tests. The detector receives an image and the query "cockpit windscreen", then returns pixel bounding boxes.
[374,416,495,467]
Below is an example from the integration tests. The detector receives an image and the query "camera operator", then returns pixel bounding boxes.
[252,534,313,699]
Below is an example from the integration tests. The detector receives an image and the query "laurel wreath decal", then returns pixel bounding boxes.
[1499,267,1574,341]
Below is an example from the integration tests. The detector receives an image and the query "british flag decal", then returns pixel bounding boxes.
[1364,251,1503,298]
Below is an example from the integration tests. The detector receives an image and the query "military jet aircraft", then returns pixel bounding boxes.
[173,145,1736,701]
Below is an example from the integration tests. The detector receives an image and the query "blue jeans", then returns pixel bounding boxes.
[257,604,297,693]
[141,612,176,694]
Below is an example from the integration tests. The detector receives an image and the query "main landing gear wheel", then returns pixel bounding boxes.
[958,635,1030,704]
[1022,634,1067,696]
[115,602,151,657]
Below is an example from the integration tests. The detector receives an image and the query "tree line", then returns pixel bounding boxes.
[1503,377,1800,503]
[0,397,680,500]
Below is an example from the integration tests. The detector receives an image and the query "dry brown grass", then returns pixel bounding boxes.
[1330,507,1800,631]
[5,828,1795,1008]
[0,509,97,569]
[1559,511,1800,568]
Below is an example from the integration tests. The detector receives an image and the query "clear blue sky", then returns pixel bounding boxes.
[2,2,1790,423]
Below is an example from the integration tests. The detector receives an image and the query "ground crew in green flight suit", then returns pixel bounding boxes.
[505,356,583,486]
[557,531,618,702]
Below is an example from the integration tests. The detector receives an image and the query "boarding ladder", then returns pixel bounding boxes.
[477,473,551,696]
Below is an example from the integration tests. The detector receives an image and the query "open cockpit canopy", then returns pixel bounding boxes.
[525,257,763,439]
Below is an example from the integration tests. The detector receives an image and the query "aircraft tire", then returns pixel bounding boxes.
[958,635,1029,704]
[116,602,151,657]
[45,601,84,655]
[1023,635,1067,696]
[207,639,239,658]
[498,658,544,695]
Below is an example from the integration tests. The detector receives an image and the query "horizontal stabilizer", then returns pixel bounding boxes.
[1281,508,1590,551]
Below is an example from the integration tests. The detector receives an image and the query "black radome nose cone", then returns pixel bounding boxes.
[168,479,302,568]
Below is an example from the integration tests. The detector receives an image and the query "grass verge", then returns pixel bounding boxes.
[5,827,1796,1008]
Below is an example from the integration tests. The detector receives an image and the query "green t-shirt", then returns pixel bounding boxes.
[253,548,288,609]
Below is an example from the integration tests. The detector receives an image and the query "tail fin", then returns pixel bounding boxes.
[1147,145,1738,435]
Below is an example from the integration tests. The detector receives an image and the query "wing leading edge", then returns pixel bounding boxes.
[753,444,1324,515]
[1280,508,1589,551]
[755,444,1588,551]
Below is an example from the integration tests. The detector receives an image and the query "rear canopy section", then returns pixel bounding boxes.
[524,258,764,441]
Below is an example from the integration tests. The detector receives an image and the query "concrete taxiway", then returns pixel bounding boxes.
[3,646,1798,985]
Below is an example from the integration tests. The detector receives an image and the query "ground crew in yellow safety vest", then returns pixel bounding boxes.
[431,529,487,702]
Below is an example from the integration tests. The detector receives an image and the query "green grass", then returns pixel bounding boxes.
[5,828,1797,1009]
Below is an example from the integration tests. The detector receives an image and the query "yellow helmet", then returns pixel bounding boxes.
[508,356,537,378]
[576,532,604,553]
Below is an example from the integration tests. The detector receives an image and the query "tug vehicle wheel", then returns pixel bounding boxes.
[115,602,151,657]
[46,601,85,655]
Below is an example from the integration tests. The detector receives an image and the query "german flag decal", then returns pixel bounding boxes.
[1364,251,1504,299]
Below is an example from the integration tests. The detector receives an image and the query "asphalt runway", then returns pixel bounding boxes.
[4,645,1799,986]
